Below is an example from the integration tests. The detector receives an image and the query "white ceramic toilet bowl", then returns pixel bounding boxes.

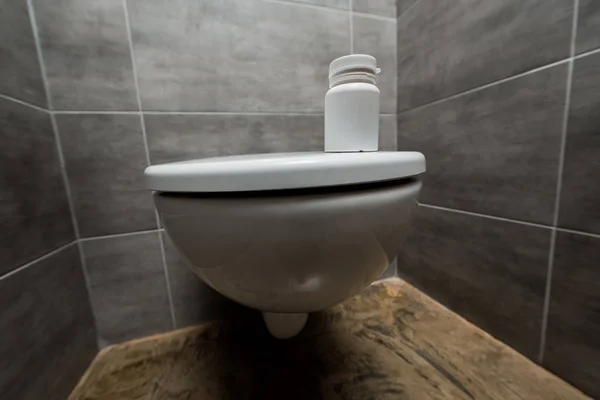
[146,152,425,338]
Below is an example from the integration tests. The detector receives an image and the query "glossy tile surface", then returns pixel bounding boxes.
[398,65,566,224]
[0,98,74,275]
[544,231,600,399]
[558,53,600,234]
[162,233,247,329]
[83,232,173,346]
[353,0,396,17]
[128,0,348,111]
[57,114,156,237]
[353,15,396,113]
[0,244,97,400]
[396,0,572,111]
[32,0,137,110]
[145,114,324,164]
[576,0,600,55]
[397,206,551,359]
[0,1,46,106]
[69,280,589,400]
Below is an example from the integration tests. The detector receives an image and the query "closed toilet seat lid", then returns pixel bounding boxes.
[145,151,425,193]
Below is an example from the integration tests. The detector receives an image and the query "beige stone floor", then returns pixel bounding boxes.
[69,279,590,400]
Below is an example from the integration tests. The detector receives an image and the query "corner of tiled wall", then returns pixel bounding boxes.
[8,0,399,350]
[395,0,600,397]
[0,0,97,398]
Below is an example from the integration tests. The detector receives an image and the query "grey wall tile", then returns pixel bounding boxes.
[288,0,348,9]
[57,114,156,237]
[397,0,572,111]
[0,244,97,400]
[146,113,394,163]
[162,232,247,329]
[145,114,324,164]
[83,232,173,345]
[397,65,567,225]
[353,0,396,17]
[576,0,600,55]
[128,0,348,112]
[379,115,397,151]
[544,231,600,399]
[32,0,137,110]
[397,206,551,359]
[353,15,396,113]
[0,98,74,275]
[558,52,600,235]
[0,1,46,107]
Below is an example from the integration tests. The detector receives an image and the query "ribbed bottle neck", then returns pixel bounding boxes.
[329,61,379,88]
[329,69,377,88]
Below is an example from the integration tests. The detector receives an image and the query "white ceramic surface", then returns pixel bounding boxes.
[155,179,422,318]
[145,151,425,192]
[262,312,309,339]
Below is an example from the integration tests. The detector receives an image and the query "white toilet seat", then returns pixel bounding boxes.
[145,151,425,193]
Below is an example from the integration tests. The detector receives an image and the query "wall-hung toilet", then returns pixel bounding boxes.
[145,54,425,338]
[145,151,425,338]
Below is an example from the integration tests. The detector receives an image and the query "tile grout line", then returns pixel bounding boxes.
[49,114,96,306]
[26,0,97,306]
[349,0,354,54]
[539,229,558,363]
[392,0,398,127]
[26,0,53,110]
[51,110,393,116]
[25,0,100,319]
[538,0,579,364]
[557,227,600,239]
[122,0,176,329]
[261,0,346,13]
[553,1,579,229]
[80,228,163,242]
[573,45,600,60]
[398,58,571,116]
[157,230,177,329]
[259,0,396,22]
[49,114,81,239]
[418,203,553,230]
[53,110,326,116]
[52,110,139,115]
[351,9,397,22]
[418,203,600,240]
[26,0,82,239]
[0,93,48,113]
[75,239,99,332]
[0,241,78,282]
[121,0,151,167]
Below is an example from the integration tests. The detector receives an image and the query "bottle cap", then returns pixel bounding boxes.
[329,54,379,79]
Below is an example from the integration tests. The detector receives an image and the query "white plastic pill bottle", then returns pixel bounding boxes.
[325,54,380,152]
